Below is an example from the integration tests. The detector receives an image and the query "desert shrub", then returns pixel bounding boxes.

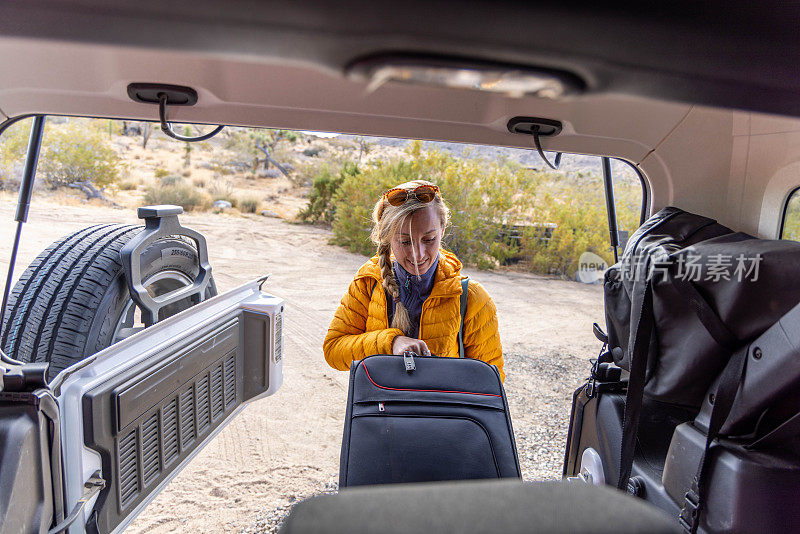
[303,146,324,157]
[521,183,611,277]
[193,177,207,189]
[329,142,538,266]
[517,171,642,277]
[159,174,184,186]
[213,162,236,175]
[0,118,123,190]
[783,191,800,241]
[330,160,415,256]
[0,119,33,189]
[36,121,122,189]
[118,178,140,191]
[298,162,359,223]
[154,167,170,178]
[207,178,234,201]
[144,183,210,211]
[613,175,644,242]
[325,140,647,276]
[238,195,261,214]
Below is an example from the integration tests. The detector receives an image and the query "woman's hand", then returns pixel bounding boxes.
[391,336,431,356]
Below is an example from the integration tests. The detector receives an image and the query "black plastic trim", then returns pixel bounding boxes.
[126,83,198,106]
[779,185,800,240]
[610,158,650,227]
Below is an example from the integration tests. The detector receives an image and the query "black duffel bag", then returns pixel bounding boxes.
[604,206,800,408]
[604,206,800,505]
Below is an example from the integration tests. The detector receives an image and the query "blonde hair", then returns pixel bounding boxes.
[370,180,451,336]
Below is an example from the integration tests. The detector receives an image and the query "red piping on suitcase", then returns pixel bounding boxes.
[361,364,502,397]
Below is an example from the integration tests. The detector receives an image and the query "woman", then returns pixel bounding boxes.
[323,179,504,381]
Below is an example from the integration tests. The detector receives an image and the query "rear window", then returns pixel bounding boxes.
[0,118,646,278]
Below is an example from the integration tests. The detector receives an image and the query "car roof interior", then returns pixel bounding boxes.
[1,0,799,238]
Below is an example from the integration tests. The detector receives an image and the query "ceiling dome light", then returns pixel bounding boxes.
[348,55,585,99]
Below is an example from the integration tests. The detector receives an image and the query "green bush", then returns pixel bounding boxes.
[143,183,210,211]
[329,141,538,266]
[330,159,415,255]
[154,167,170,178]
[324,141,647,276]
[521,187,611,276]
[784,193,800,241]
[518,174,642,277]
[298,162,360,223]
[0,119,32,189]
[37,122,122,189]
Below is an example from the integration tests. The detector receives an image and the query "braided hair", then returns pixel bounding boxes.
[370,180,450,336]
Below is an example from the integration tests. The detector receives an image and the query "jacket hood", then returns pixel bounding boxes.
[355,248,464,298]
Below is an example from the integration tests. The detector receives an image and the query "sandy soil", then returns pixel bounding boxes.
[0,198,604,533]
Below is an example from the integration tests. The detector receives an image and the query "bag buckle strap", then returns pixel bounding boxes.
[678,489,701,533]
[585,379,596,398]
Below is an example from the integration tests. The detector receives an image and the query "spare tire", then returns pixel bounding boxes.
[0,224,217,380]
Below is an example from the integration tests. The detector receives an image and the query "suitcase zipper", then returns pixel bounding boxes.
[378,402,385,412]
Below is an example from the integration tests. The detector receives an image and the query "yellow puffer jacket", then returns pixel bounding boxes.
[323,249,505,381]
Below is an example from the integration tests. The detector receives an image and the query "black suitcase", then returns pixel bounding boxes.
[339,353,521,487]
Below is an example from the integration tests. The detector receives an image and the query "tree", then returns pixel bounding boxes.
[141,122,152,149]
[224,128,297,176]
[357,136,371,166]
[183,126,193,167]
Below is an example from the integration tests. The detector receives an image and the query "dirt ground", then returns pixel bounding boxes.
[0,198,604,533]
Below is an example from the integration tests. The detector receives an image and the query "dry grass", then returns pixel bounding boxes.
[144,183,211,211]
[238,195,261,213]
[118,178,140,191]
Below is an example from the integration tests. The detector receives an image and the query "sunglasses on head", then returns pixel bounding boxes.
[383,184,440,206]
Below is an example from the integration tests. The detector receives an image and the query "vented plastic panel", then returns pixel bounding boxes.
[113,350,238,512]
[275,312,283,363]
[117,429,139,508]
[197,373,210,435]
[179,387,195,448]
[211,363,224,421]
[162,398,179,468]
[141,413,160,486]
[224,356,236,407]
